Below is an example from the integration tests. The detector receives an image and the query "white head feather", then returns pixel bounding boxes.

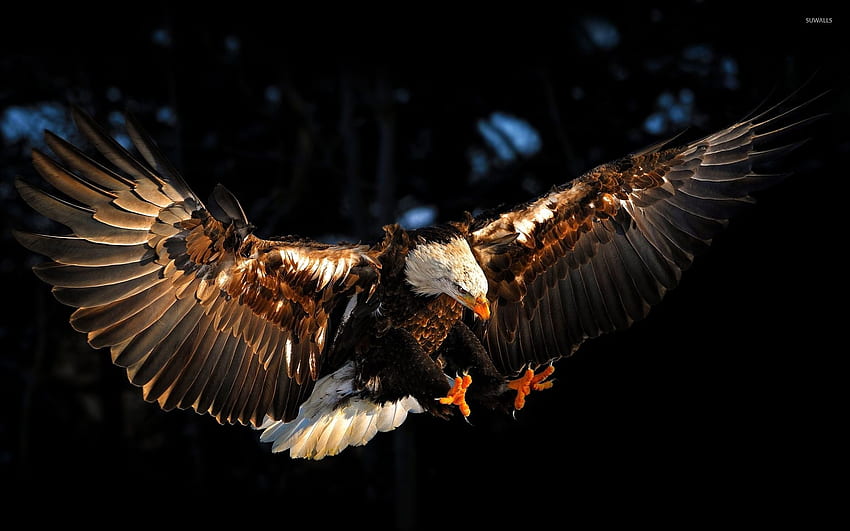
[404,235,489,304]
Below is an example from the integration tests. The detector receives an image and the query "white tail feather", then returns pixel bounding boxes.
[257,362,423,459]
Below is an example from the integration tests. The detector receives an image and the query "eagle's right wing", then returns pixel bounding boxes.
[14,107,380,425]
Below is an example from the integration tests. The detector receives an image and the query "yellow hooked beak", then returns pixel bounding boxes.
[460,294,491,320]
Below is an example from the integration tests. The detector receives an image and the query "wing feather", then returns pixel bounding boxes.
[143,312,211,409]
[191,330,236,415]
[13,232,155,266]
[15,108,381,426]
[471,91,823,374]
[129,297,207,387]
[32,260,161,288]
[70,279,173,336]
[51,269,164,307]
[207,339,248,422]
[155,314,219,410]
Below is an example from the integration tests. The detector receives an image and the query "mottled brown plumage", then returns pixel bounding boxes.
[14,91,822,458]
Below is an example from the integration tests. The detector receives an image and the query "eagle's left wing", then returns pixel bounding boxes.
[469,93,822,375]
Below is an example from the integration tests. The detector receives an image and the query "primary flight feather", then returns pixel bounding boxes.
[14,92,821,459]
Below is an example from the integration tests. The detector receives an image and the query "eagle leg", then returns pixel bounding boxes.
[506,365,555,410]
[438,374,472,417]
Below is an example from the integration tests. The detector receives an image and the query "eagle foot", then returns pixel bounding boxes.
[438,374,472,417]
[507,365,555,410]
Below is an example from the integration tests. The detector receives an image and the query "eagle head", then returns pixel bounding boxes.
[404,233,490,320]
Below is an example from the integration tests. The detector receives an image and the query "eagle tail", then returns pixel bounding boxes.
[257,362,423,459]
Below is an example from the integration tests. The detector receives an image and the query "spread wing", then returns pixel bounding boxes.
[470,93,823,374]
[14,108,380,425]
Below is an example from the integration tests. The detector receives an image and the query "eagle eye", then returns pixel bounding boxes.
[452,281,470,297]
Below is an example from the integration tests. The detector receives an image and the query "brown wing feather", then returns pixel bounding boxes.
[471,93,823,374]
[14,108,380,425]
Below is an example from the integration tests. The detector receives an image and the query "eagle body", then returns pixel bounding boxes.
[14,93,821,459]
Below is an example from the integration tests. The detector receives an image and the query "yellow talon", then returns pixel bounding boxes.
[438,374,472,417]
[507,365,555,410]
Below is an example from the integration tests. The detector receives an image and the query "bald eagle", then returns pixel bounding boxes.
[14,93,821,459]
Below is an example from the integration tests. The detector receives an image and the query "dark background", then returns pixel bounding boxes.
[1,4,845,526]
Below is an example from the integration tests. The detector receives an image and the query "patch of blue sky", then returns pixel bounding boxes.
[470,112,541,182]
[582,16,620,50]
[468,148,489,178]
[265,85,282,104]
[224,35,240,55]
[477,112,541,162]
[682,43,713,62]
[667,103,689,125]
[643,112,666,135]
[644,88,697,135]
[477,120,514,161]
[489,112,541,156]
[398,205,437,229]
[156,105,177,126]
[151,27,172,47]
[720,57,740,89]
[106,110,131,149]
[657,91,675,109]
[0,102,73,151]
